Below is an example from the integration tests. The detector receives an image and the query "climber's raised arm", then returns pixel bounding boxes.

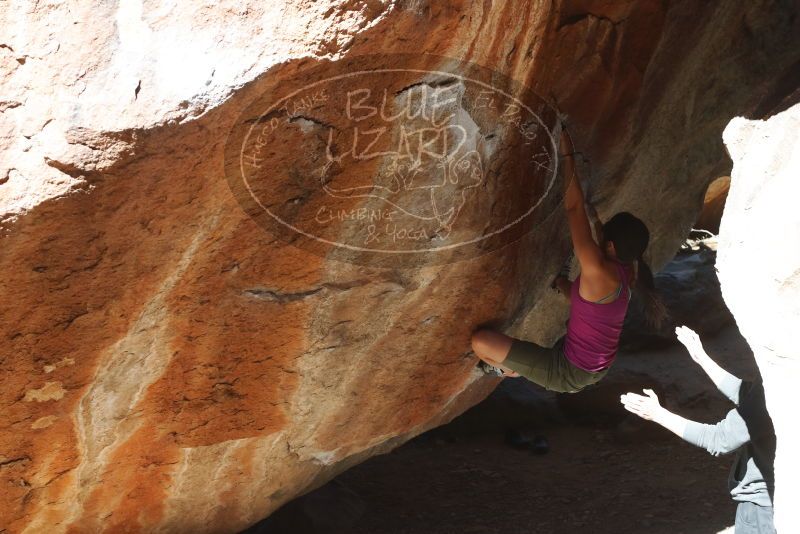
[559,128,604,274]
[585,200,604,244]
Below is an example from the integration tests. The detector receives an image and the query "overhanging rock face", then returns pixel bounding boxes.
[1,1,798,532]
[717,103,800,533]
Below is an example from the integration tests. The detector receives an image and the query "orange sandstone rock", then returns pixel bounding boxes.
[1,1,798,532]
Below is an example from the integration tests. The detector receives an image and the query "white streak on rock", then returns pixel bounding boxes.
[41,215,220,532]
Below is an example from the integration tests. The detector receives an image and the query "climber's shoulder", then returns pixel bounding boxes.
[578,256,622,296]
[572,237,605,274]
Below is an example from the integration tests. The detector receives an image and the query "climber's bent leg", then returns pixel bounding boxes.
[471,329,514,364]
[471,329,520,376]
[500,337,564,389]
[473,330,605,392]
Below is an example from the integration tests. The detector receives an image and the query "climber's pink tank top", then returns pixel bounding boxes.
[563,261,632,373]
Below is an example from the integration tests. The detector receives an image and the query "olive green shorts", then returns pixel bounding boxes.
[502,336,609,393]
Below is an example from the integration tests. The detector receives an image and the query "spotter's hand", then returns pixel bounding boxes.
[675,326,705,363]
[620,389,662,421]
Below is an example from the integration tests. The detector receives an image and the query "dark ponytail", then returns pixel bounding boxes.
[634,255,668,329]
[602,212,668,328]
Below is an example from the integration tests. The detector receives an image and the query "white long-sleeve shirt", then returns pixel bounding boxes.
[681,378,776,507]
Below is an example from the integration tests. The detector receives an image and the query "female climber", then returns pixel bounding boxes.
[470,123,665,393]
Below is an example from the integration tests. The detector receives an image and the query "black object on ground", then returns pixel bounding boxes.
[505,428,550,454]
[530,435,549,455]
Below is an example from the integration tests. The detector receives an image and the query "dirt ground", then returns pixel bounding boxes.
[246,324,759,534]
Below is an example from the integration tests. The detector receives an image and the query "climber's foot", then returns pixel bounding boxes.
[478,361,505,377]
